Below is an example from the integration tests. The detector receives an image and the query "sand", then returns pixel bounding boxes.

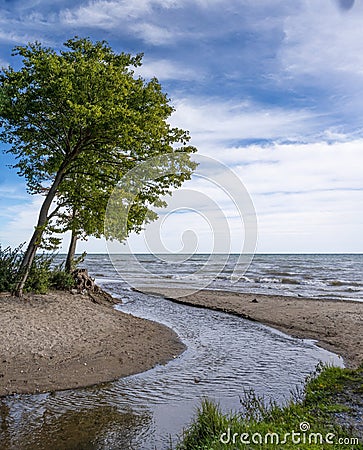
[139,288,363,368]
[0,290,185,396]
[1,287,362,397]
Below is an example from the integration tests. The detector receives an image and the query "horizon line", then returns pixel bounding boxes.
[54,252,363,255]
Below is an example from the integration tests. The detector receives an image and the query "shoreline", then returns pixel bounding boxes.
[0,290,185,396]
[138,287,363,368]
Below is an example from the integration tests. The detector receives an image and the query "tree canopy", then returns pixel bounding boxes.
[0,37,197,295]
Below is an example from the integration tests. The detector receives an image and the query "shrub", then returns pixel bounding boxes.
[50,267,76,290]
[0,244,23,292]
[24,254,54,294]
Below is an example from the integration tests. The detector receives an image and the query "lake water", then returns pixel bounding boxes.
[0,254,355,449]
[89,253,363,302]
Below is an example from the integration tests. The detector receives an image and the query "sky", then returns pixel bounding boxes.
[0,0,362,254]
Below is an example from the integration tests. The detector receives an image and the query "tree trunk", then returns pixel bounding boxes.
[15,167,67,297]
[15,228,42,297]
[65,229,78,273]
[14,141,84,297]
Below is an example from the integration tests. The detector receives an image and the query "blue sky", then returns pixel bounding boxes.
[0,0,362,253]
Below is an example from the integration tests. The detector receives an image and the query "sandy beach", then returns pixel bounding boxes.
[1,287,362,397]
[0,290,185,396]
[140,288,363,368]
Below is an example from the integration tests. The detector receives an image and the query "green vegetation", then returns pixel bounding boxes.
[176,364,363,449]
[0,37,196,296]
[0,244,22,292]
[0,244,75,294]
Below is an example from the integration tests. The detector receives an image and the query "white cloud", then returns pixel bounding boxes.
[0,185,29,203]
[280,0,363,84]
[60,0,179,29]
[60,0,152,26]
[58,1,182,44]
[213,140,362,252]
[170,97,319,144]
[230,139,363,192]
[0,197,42,247]
[131,22,176,45]
[106,136,363,254]
[136,58,200,81]
[0,29,39,45]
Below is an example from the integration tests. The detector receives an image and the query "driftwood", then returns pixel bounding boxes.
[73,268,98,293]
[72,268,120,305]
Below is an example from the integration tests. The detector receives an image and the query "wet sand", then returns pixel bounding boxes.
[139,288,363,368]
[0,291,185,396]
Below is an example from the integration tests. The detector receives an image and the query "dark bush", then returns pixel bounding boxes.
[50,268,76,290]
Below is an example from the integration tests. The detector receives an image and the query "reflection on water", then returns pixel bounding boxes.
[0,402,150,450]
[0,287,343,450]
[0,390,154,450]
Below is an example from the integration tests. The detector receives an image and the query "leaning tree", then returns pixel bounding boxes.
[0,37,196,296]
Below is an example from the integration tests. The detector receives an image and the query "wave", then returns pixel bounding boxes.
[85,254,363,302]
[281,278,300,285]
[329,280,362,287]
[257,277,281,284]
[256,277,327,287]
[265,271,300,277]
[96,278,125,284]
[300,279,327,287]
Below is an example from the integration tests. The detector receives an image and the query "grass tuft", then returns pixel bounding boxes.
[175,364,363,449]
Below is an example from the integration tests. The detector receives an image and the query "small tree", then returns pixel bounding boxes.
[0,37,196,296]
[54,133,196,272]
